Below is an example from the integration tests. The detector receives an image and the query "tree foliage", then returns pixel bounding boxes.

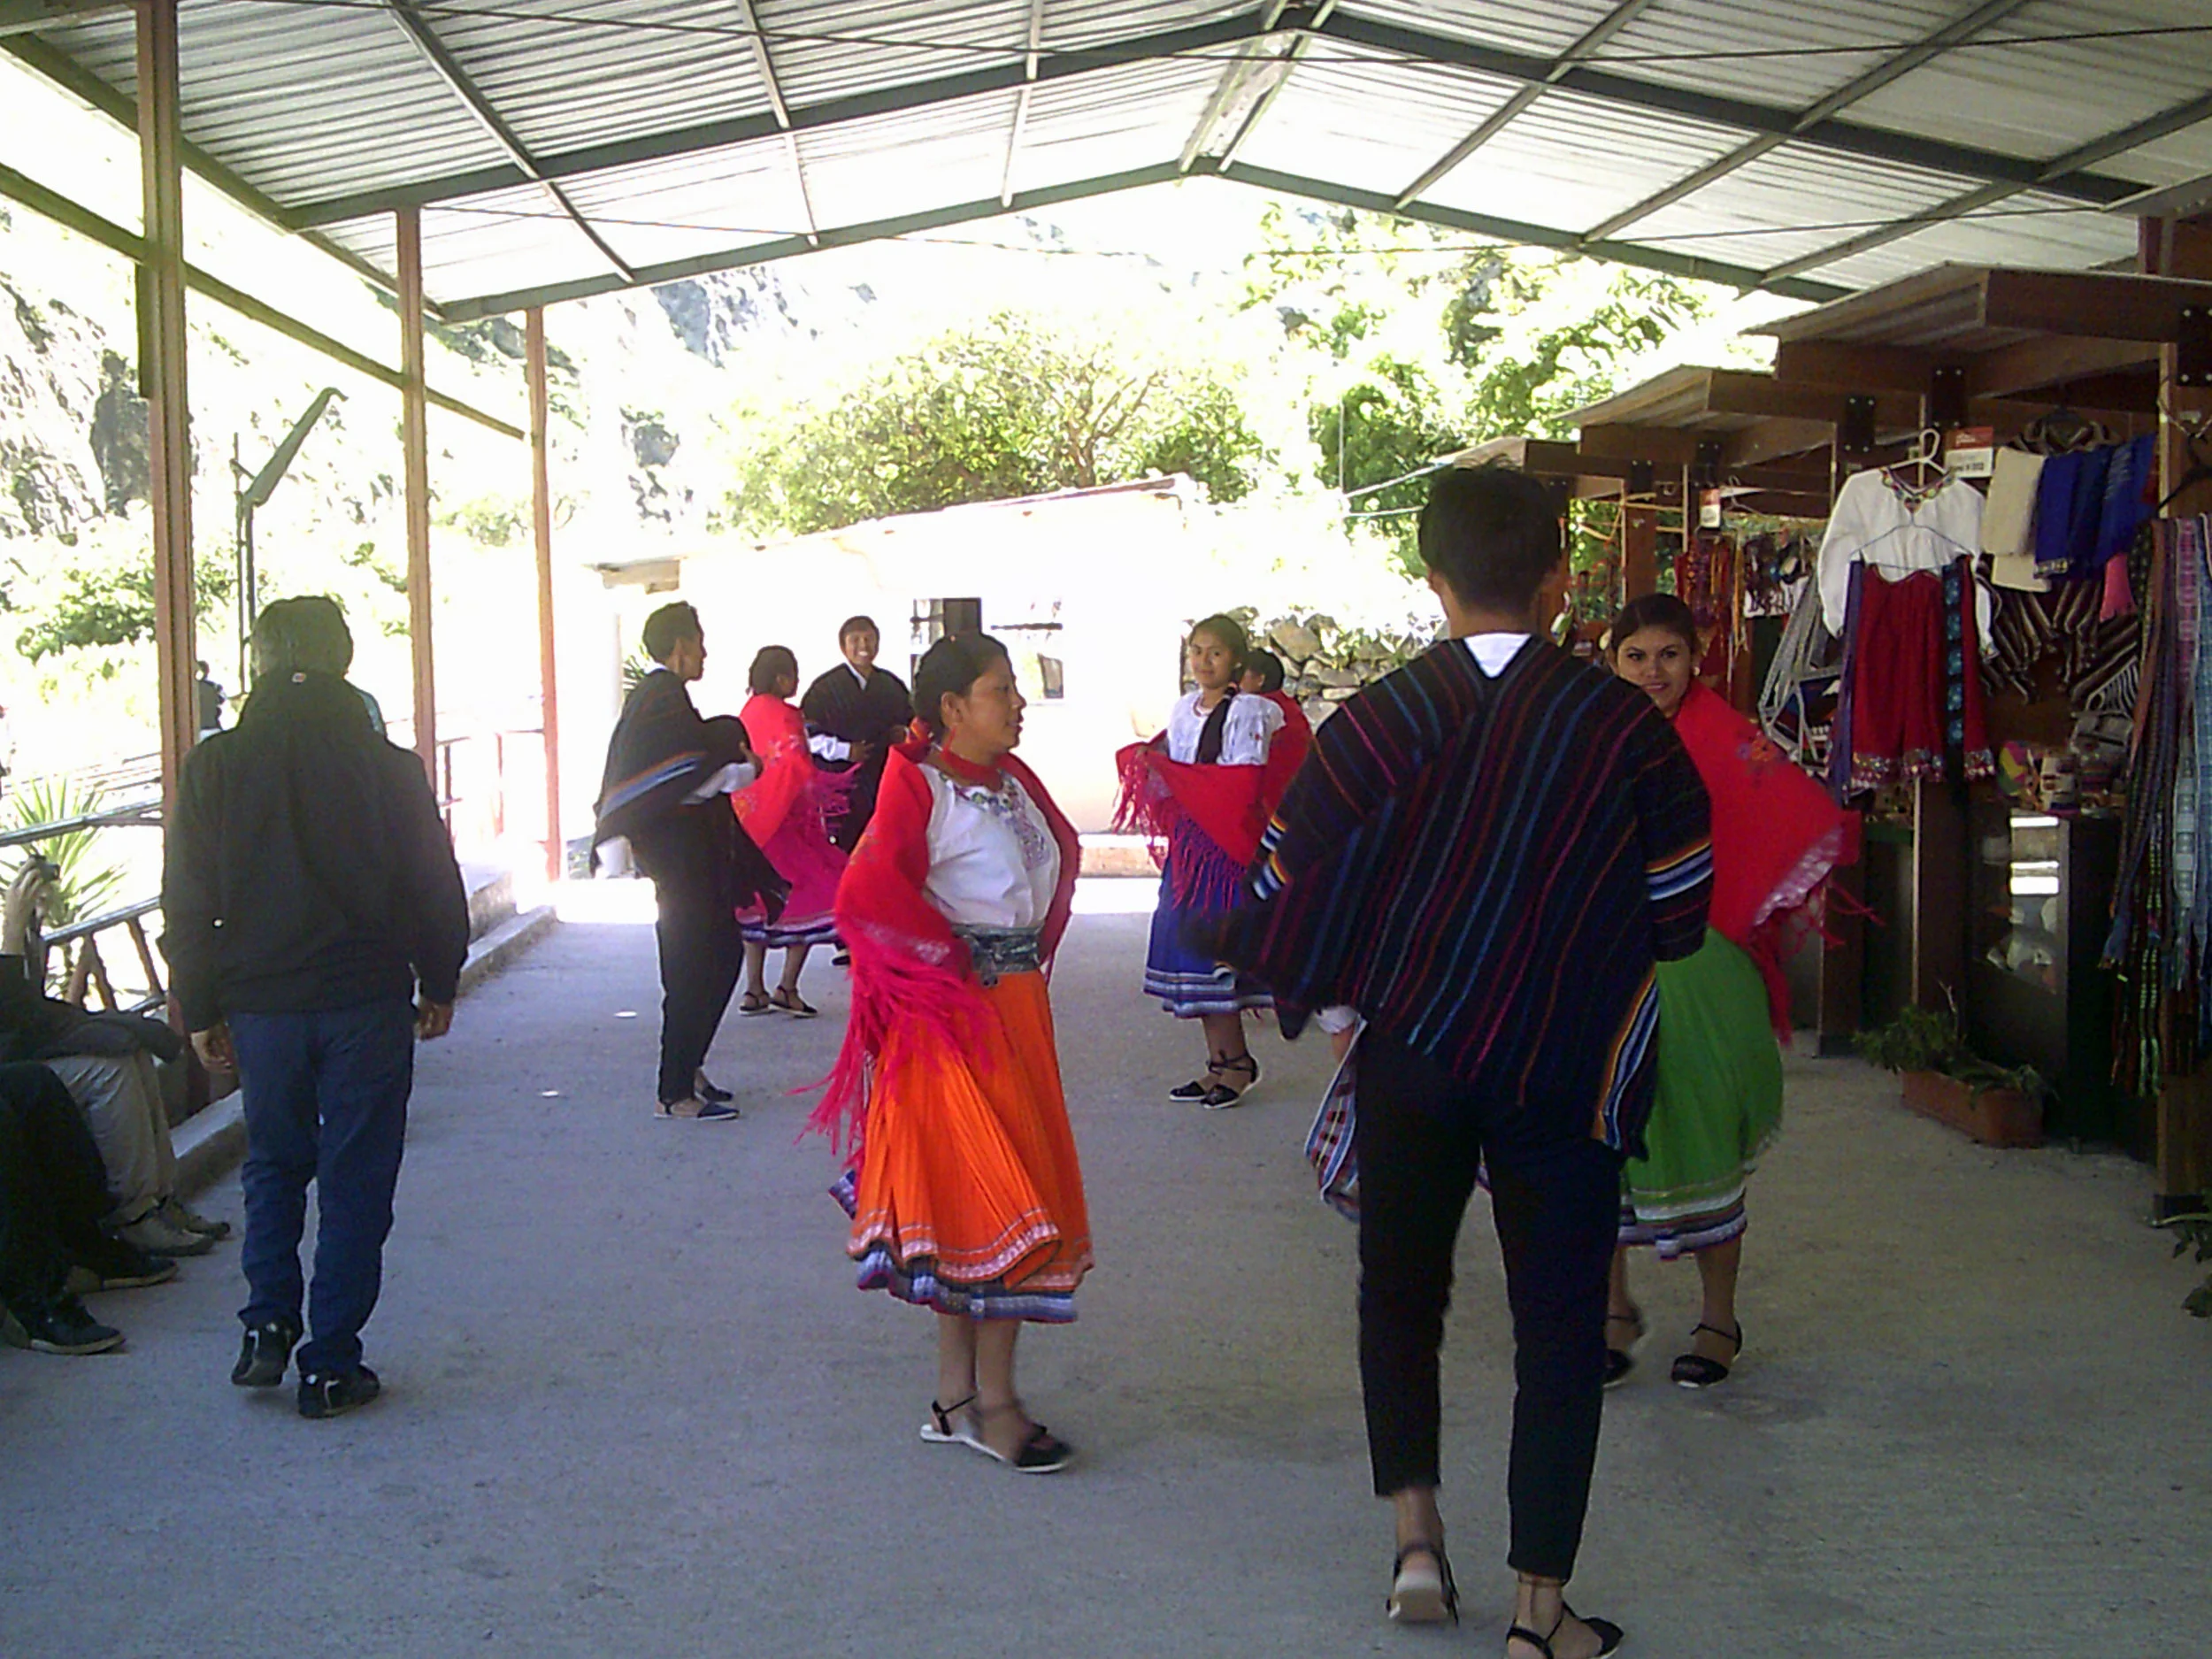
[15,554,232,662]
[725,311,1268,537]
[1243,205,1709,572]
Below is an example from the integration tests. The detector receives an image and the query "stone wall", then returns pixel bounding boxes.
[1231,606,1441,726]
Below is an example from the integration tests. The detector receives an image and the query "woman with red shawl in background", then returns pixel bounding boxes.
[1605,594,1857,1390]
[733,647,849,1018]
[813,633,1089,1473]
[1115,615,1298,1109]
[1240,648,1314,781]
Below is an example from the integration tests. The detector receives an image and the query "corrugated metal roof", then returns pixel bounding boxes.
[13,0,2211,316]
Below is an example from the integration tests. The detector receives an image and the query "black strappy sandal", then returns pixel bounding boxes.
[1671,1319,1743,1389]
[1386,1540,1458,1624]
[1168,1064,1221,1103]
[1507,1605,1625,1658]
[959,1401,1072,1474]
[1200,1052,1259,1110]
[771,987,818,1018]
[919,1392,977,1445]
[1603,1308,1645,1389]
[738,990,772,1016]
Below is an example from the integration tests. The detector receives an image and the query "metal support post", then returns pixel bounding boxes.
[136,0,194,804]
[397,206,436,777]
[526,307,562,882]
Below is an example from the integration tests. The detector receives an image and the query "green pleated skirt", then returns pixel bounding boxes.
[1620,930,1784,1259]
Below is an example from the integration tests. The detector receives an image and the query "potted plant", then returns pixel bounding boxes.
[1855,1004,2046,1148]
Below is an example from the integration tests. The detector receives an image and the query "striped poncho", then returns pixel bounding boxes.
[1219,637,1713,1155]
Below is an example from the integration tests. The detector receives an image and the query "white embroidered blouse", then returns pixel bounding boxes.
[1163,689,1282,766]
[919,758,1061,929]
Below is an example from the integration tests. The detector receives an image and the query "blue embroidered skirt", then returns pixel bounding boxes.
[1143,822,1272,1018]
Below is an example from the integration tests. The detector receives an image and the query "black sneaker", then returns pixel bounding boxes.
[694,1071,735,1105]
[2,1295,126,1356]
[232,1317,302,1388]
[298,1363,381,1419]
[73,1237,181,1293]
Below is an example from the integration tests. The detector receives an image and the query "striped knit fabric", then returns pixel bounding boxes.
[1224,638,1713,1156]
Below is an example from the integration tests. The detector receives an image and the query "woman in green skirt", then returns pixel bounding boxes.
[1606,595,1855,1389]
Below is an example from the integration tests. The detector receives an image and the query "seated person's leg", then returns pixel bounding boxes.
[0,1064,125,1355]
[40,1052,210,1257]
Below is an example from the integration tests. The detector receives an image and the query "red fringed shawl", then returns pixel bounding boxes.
[1112,700,1303,897]
[809,741,1080,1156]
[1672,682,1859,1032]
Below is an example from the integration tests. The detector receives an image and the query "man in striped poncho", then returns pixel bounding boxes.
[1221,465,1712,1658]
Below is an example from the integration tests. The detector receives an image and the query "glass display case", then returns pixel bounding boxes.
[1966,804,2124,1143]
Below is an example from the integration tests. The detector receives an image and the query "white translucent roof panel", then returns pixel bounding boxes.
[320,187,620,309]
[1635,143,1984,275]
[1597,0,1970,111]
[1229,47,1524,199]
[39,7,510,204]
[561,136,814,271]
[795,88,1023,229]
[1044,0,1252,52]
[422,0,777,158]
[757,0,1035,109]
[1848,0,2212,170]
[1008,58,1221,196]
[1802,192,2144,291]
[1420,88,1747,236]
[1338,0,1640,61]
[2107,118,2212,195]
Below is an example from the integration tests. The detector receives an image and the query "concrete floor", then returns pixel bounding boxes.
[4,888,2208,1658]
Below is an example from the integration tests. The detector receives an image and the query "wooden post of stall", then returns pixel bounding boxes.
[526,307,562,883]
[2146,210,2212,1212]
[1620,500,1658,604]
[397,206,436,781]
[137,0,195,805]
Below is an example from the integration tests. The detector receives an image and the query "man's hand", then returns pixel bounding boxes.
[851,740,879,768]
[191,1023,235,1071]
[3,860,56,956]
[416,1001,454,1041]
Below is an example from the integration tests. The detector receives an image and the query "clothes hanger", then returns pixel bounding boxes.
[2154,417,2212,513]
[1883,426,1948,495]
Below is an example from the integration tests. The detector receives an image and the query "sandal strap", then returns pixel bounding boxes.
[1691,1319,1743,1348]
[1504,1627,1557,1659]
[929,1392,978,1432]
[1214,1052,1257,1077]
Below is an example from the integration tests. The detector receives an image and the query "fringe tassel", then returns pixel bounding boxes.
[806,938,989,1159]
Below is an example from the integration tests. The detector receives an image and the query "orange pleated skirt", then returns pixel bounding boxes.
[847,971,1093,1321]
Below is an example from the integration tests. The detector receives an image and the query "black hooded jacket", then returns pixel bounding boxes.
[161,672,470,1030]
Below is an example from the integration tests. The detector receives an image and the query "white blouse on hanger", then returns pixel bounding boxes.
[1164,688,1280,766]
[1816,468,1989,641]
[918,760,1060,930]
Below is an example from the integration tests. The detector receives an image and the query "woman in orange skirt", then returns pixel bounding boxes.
[814,632,1090,1473]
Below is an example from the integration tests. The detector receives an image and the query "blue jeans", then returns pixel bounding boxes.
[232,1001,415,1375]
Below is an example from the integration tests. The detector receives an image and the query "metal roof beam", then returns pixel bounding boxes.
[288,9,1284,229]
[1578,0,2037,244]
[380,1,638,284]
[0,33,434,311]
[1393,0,1661,209]
[1760,85,2212,284]
[1217,0,1338,174]
[1178,1,1301,174]
[0,157,521,437]
[728,0,819,244]
[1317,11,2147,211]
[1000,0,1046,207]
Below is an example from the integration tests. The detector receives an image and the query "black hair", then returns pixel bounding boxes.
[641,601,703,664]
[749,644,799,695]
[250,595,353,679]
[838,615,879,641]
[1187,613,1249,670]
[1416,465,1563,612]
[912,632,1010,734]
[1243,648,1286,694]
[1608,592,1699,657]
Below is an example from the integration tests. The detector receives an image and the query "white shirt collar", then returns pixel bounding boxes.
[1461,633,1532,676]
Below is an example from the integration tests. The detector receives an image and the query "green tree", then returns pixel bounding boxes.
[15,554,233,661]
[725,311,1269,537]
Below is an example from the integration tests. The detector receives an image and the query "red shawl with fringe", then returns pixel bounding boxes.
[808,740,1080,1156]
[1673,682,1859,1032]
[1112,698,1302,894]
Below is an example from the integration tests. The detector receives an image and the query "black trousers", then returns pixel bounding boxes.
[1355,1031,1623,1582]
[0,1062,116,1309]
[641,827,743,1110]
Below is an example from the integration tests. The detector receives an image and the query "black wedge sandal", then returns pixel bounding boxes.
[1200,1052,1259,1110]
[1671,1319,1743,1389]
[1603,1308,1645,1389]
[1168,1064,1222,1103]
[1386,1540,1458,1624]
[959,1402,1073,1473]
[1506,1605,1625,1658]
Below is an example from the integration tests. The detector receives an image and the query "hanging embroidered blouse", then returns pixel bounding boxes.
[1816,469,1987,637]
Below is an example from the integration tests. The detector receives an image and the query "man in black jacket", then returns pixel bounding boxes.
[595,601,784,1119]
[162,595,469,1420]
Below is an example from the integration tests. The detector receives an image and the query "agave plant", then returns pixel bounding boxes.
[2,775,130,931]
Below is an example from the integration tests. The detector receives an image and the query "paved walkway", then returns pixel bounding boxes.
[4,890,2208,1657]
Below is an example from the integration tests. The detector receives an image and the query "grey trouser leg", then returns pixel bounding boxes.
[40,1052,175,1223]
